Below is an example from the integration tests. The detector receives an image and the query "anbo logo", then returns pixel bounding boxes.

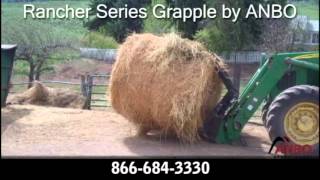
[268,136,315,155]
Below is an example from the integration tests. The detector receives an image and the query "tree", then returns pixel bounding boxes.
[196,0,292,53]
[85,0,151,43]
[143,0,174,34]
[196,0,266,53]
[257,0,295,52]
[165,0,206,39]
[2,20,75,88]
[259,18,293,52]
[195,0,290,91]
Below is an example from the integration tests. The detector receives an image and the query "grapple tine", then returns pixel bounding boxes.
[200,65,239,142]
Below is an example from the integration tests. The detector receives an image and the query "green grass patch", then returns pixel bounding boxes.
[1,1,90,39]
[294,1,319,20]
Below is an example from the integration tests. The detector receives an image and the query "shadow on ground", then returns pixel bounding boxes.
[123,131,269,156]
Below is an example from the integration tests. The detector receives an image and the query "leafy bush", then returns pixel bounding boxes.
[81,32,118,49]
[143,0,175,34]
[13,61,30,76]
[195,26,227,53]
[85,0,150,42]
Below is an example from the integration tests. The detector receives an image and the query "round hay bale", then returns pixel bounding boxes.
[110,33,226,143]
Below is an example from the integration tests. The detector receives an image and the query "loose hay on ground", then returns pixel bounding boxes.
[110,33,227,143]
[7,82,86,109]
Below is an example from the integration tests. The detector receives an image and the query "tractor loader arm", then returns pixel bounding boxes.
[202,52,319,145]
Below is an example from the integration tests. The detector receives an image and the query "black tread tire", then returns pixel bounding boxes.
[262,101,271,126]
[266,85,319,156]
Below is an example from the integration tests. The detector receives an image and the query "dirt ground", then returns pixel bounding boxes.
[1,105,272,157]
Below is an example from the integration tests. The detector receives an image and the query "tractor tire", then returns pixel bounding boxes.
[262,101,271,126]
[266,85,319,156]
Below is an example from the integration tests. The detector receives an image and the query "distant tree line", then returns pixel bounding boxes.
[87,0,297,53]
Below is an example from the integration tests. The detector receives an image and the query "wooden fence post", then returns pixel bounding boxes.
[86,75,93,110]
[80,75,86,97]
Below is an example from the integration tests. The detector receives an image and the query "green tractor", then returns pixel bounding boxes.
[201,52,319,155]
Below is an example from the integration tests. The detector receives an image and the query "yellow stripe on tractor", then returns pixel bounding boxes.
[293,53,319,60]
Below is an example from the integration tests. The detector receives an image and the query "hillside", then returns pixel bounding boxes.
[1,1,90,40]
[294,1,319,20]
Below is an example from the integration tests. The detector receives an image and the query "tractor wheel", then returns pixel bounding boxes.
[262,101,271,126]
[266,85,319,156]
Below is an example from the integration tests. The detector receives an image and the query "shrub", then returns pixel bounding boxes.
[143,0,175,34]
[195,26,227,53]
[81,32,118,49]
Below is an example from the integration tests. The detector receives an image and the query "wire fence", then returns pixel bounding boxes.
[81,74,111,109]
[9,75,112,110]
[220,51,264,64]
[79,48,117,63]
[79,48,265,65]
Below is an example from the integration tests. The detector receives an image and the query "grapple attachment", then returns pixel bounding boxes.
[200,65,239,142]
